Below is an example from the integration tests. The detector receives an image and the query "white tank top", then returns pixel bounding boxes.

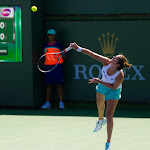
[101,63,122,89]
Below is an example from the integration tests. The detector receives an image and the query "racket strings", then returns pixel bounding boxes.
[49,53,63,72]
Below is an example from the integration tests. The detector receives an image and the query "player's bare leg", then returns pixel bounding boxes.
[96,92,105,120]
[106,99,119,143]
[93,93,107,132]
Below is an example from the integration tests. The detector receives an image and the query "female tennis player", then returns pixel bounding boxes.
[70,42,132,150]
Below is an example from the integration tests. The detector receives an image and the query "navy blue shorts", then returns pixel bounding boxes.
[44,64,64,85]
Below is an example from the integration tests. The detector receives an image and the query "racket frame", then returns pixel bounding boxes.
[37,47,72,73]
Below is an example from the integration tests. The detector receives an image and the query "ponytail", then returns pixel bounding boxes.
[123,61,132,69]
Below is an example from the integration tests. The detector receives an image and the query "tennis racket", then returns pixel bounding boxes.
[37,46,72,73]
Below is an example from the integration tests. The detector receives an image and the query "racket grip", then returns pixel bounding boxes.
[65,47,72,52]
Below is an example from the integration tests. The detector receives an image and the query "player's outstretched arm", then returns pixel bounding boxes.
[70,42,109,66]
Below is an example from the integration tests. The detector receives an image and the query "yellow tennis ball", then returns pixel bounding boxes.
[31,6,37,12]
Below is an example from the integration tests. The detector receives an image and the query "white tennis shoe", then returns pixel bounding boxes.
[93,117,107,132]
[41,101,51,109]
[59,102,65,109]
[105,142,111,150]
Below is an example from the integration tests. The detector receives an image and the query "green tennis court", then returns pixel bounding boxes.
[0,103,150,150]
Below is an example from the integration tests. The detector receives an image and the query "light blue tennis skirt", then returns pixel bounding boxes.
[96,83,122,101]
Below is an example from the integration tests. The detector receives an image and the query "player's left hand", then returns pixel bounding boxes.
[88,77,101,84]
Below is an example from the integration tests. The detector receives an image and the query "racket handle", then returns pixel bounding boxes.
[65,47,72,52]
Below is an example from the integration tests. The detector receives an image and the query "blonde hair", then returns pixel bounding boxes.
[117,54,132,70]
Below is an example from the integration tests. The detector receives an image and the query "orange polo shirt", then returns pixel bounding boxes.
[44,47,63,65]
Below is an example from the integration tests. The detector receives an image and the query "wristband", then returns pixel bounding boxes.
[76,46,82,52]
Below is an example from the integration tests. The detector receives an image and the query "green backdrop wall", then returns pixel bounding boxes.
[42,0,150,14]
[43,20,149,102]
[42,0,150,102]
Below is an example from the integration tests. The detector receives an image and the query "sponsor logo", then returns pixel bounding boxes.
[111,78,115,80]
[0,49,8,55]
[2,9,11,17]
[0,8,14,18]
[74,64,146,81]
[98,32,118,58]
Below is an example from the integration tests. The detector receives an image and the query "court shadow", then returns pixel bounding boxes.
[0,102,149,118]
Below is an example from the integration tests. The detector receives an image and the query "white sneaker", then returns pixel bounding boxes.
[105,142,111,150]
[93,118,107,132]
[41,101,51,109]
[59,102,65,109]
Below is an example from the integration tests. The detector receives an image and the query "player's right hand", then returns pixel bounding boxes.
[70,42,79,50]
